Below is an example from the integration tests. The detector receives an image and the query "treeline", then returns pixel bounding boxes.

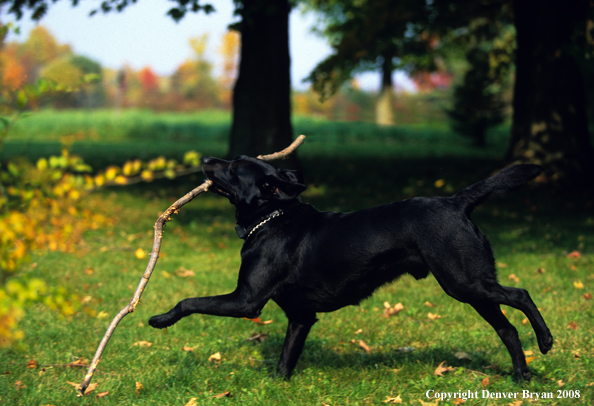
[0,25,452,123]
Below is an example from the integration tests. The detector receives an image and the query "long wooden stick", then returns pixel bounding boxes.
[77,135,306,396]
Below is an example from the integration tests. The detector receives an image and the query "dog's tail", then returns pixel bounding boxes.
[453,164,542,215]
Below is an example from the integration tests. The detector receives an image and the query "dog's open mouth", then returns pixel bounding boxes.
[207,179,232,199]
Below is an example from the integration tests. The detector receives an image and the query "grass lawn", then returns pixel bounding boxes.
[1,110,593,405]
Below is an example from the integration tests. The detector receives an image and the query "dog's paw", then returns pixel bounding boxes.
[148,313,178,329]
[538,331,554,354]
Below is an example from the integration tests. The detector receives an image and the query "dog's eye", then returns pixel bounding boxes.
[262,182,270,188]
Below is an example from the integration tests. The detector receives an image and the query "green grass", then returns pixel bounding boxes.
[1,108,510,168]
[1,110,593,405]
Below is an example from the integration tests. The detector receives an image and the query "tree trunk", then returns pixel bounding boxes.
[229,0,296,164]
[375,55,395,126]
[508,0,594,187]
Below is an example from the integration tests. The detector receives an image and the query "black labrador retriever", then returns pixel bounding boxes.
[149,156,553,381]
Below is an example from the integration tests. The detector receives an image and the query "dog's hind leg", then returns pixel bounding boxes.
[488,286,553,355]
[275,307,317,378]
[470,302,531,382]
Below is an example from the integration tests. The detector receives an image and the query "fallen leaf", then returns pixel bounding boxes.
[434,179,445,188]
[433,361,455,376]
[508,401,523,406]
[481,376,490,386]
[525,356,536,365]
[96,391,109,398]
[522,318,529,325]
[209,352,221,363]
[161,271,172,278]
[84,267,94,275]
[213,390,231,399]
[382,394,403,403]
[247,333,269,343]
[524,350,533,356]
[424,301,435,308]
[568,321,578,331]
[508,274,520,283]
[571,264,578,271]
[453,399,467,405]
[175,268,195,277]
[182,346,194,352]
[26,359,38,369]
[583,293,592,300]
[245,317,273,325]
[184,398,198,406]
[68,358,88,367]
[135,381,143,394]
[15,380,26,390]
[558,379,565,387]
[382,302,404,317]
[354,328,363,335]
[96,311,109,319]
[574,281,584,289]
[427,312,441,320]
[454,351,471,360]
[133,341,152,348]
[501,309,508,317]
[498,262,508,268]
[68,381,98,395]
[535,267,545,274]
[358,340,371,354]
[134,248,146,259]
[567,251,581,259]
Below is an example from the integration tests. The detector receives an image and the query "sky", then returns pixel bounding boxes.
[3,0,413,91]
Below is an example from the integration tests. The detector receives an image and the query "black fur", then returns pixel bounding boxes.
[149,156,552,382]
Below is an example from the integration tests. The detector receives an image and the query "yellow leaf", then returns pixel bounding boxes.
[358,340,371,354]
[135,248,146,259]
[96,311,109,319]
[208,352,221,363]
[114,175,128,185]
[574,281,584,289]
[133,341,152,348]
[135,381,143,394]
[427,312,441,320]
[213,391,231,399]
[434,179,445,188]
[433,361,455,376]
[508,274,520,283]
[184,398,198,406]
[383,394,403,403]
[182,346,194,352]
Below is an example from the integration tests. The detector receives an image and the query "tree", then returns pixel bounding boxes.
[428,0,594,186]
[507,0,594,185]
[447,47,506,147]
[305,0,433,126]
[1,0,297,162]
[445,20,514,147]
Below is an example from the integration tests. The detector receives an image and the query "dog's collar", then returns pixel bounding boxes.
[235,209,284,240]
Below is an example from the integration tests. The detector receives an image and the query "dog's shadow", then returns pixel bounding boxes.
[247,334,501,379]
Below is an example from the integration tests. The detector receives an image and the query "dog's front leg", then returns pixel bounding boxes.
[149,288,268,329]
[275,309,317,378]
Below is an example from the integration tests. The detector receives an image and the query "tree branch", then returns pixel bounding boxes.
[77,135,305,396]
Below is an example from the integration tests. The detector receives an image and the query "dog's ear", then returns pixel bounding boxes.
[268,169,306,200]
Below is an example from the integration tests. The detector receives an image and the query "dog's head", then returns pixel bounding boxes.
[202,156,306,211]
